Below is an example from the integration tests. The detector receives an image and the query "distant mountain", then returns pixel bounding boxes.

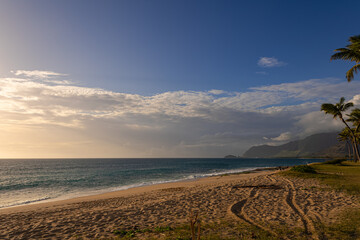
[243,132,346,158]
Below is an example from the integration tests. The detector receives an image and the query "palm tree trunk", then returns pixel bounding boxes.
[340,117,360,162]
[348,139,355,161]
[351,136,359,162]
[354,124,360,162]
[346,140,352,160]
[352,141,357,162]
[351,123,360,162]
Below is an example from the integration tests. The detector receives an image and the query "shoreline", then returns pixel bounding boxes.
[0,166,282,212]
[0,168,277,214]
[1,164,358,239]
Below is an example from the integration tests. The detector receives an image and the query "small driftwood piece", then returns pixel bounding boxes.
[189,210,201,240]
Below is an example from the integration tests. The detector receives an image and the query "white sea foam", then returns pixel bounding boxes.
[0,197,52,209]
[0,158,323,209]
[1,167,264,209]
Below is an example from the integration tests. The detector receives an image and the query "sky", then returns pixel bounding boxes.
[0,0,359,158]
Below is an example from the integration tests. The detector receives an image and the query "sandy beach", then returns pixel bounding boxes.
[0,169,358,239]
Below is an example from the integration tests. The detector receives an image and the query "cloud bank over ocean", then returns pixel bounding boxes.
[0,70,357,158]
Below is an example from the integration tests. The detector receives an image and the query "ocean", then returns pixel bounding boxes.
[0,158,323,209]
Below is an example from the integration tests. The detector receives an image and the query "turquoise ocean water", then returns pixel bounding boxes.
[0,158,323,209]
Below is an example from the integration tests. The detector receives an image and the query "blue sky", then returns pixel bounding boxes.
[1,0,359,94]
[0,1,359,157]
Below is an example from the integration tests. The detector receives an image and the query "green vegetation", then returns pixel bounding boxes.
[112,226,170,238]
[154,226,173,233]
[290,165,317,173]
[283,160,360,195]
[315,161,360,195]
[318,208,360,240]
[323,158,345,165]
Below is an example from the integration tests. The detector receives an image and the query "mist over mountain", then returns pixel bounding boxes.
[243,132,346,158]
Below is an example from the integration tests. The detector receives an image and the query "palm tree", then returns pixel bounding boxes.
[346,108,360,162]
[321,97,354,123]
[321,97,359,161]
[347,108,360,132]
[330,35,360,82]
[338,127,354,160]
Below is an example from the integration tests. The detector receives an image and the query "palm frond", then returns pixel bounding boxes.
[346,64,360,82]
[331,35,360,82]
[330,50,360,62]
[347,108,360,125]
[339,127,352,141]
[349,35,360,44]
[339,97,345,105]
[321,98,353,119]
[321,103,339,118]
[343,102,354,110]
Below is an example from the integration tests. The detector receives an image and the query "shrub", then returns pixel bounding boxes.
[323,159,346,165]
[290,165,317,174]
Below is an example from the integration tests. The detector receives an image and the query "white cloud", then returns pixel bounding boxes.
[11,70,72,85]
[350,94,360,105]
[271,132,293,141]
[258,57,286,68]
[12,70,67,78]
[0,71,355,157]
[252,78,360,102]
[208,89,225,95]
[295,111,344,137]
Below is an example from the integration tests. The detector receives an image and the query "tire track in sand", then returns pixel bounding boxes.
[229,185,279,237]
[230,174,319,239]
[279,176,319,240]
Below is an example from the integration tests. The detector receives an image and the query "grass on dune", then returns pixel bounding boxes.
[316,208,360,240]
[281,159,360,240]
[281,159,360,196]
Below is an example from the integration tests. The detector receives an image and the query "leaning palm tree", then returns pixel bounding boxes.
[321,97,359,161]
[330,35,360,82]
